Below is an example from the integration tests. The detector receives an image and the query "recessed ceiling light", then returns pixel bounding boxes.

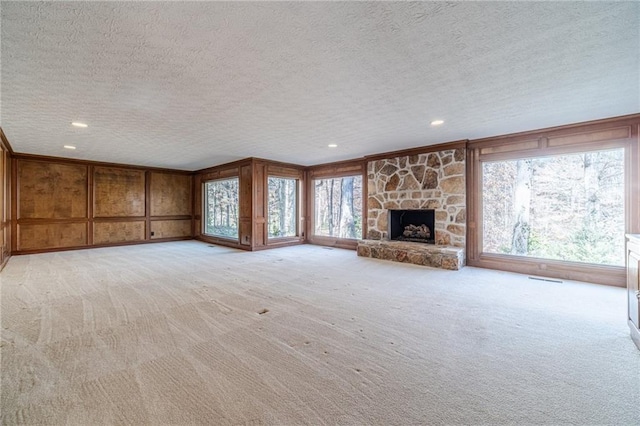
[430,120,444,126]
[63,145,76,150]
[71,122,88,128]
[328,144,338,148]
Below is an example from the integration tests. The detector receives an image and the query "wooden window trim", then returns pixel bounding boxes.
[306,159,366,250]
[265,175,302,242]
[201,176,240,242]
[467,116,640,287]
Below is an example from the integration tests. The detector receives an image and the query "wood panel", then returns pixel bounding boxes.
[308,161,365,179]
[0,139,10,270]
[150,172,192,216]
[547,126,631,147]
[267,163,305,179]
[94,167,146,217]
[479,139,539,155]
[199,167,240,182]
[253,162,266,247]
[18,160,87,219]
[150,219,191,239]
[18,222,87,250]
[239,220,251,246]
[240,165,252,245]
[94,221,146,245]
[240,165,252,219]
[11,153,194,254]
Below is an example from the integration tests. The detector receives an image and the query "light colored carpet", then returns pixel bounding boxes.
[1,241,638,425]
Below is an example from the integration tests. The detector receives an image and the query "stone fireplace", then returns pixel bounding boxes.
[357,146,466,270]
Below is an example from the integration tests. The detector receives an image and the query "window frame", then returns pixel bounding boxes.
[202,176,240,241]
[306,160,367,249]
[311,174,364,242]
[467,117,639,287]
[266,175,301,241]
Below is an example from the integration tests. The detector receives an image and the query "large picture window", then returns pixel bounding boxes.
[204,178,239,239]
[482,148,625,266]
[268,177,297,238]
[313,176,362,239]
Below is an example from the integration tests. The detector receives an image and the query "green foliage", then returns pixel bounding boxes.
[268,177,297,238]
[204,178,239,239]
[482,148,625,266]
[313,175,363,239]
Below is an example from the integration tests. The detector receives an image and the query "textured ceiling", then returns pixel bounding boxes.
[1,2,638,170]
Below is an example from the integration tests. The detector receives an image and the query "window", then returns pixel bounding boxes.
[313,176,362,239]
[268,177,297,238]
[204,178,239,239]
[482,148,625,266]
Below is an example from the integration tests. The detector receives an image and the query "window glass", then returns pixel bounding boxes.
[313,176,362,239]
[204,178,239,239]
[482,148,625,266]
[268,177,297,238]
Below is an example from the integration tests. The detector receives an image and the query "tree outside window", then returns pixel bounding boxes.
[482,148,625,266]
[313,176,362,239]
[268,177,297,238]
[204,178,239,239]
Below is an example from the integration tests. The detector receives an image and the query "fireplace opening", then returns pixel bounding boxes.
[388,209,435,244]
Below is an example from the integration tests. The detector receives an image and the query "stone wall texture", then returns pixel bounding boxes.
[367,148,466,247]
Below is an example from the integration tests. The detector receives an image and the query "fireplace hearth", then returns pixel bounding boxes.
[388,209,435,244]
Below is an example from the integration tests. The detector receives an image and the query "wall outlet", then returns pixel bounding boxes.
[150,231,154,236]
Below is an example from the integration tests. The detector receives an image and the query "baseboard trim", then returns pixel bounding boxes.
[12,237,193,256]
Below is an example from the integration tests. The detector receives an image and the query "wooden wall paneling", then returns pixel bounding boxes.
[9,153,195,254]
[93,167,146,217]
[307,159,367,179]
[193,173,202,235]
[190,173,196,237]
[0,128,12,269]
[266,164,304,179]
[253,161,266,248]
[18,222,87,251]
[0,145,9,269]
[94,220,146,245]
[240,164,252,245]
[10,152,17,253]
[547,126,631,148]
[145,171,151,239]
[18,160,88,219]
[87,165,94,246]
[305,169,312,242]
[479,139,540,156]
[150,219,192,239]
[150,172,192,217]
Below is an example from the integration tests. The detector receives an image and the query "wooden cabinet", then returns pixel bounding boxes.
[627,234,640,350]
